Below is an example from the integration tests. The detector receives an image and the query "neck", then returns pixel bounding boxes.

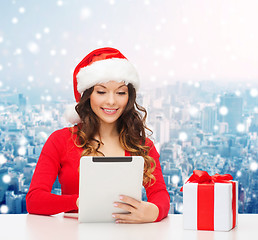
[97,121,119,140]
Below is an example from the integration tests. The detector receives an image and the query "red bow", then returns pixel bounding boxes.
[180,170,233,191]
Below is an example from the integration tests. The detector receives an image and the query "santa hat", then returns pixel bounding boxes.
[64,47,140,124]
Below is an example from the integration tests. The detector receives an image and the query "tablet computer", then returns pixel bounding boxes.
[78,156,144,223]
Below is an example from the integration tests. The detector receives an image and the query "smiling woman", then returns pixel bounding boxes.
[90,81,129,125]
[26,47,170,223]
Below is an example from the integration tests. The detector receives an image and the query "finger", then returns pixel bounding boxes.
[119,195,141,208]
[113,202,136,212]
[112,213,133,221]
[115,219,139,224]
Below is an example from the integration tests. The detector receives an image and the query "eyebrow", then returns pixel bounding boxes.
[95,84,127,90]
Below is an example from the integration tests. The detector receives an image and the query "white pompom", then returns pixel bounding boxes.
[64,103,82,124]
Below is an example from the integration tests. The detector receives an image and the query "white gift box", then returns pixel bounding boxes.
[183,181,238,231]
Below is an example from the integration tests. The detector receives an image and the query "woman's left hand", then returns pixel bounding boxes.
[112,195,159,224]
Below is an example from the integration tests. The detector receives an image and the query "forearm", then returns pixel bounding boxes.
[147,189,170,222]
[26,189,78,215]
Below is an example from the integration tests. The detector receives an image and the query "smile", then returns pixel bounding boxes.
[101,108,118,115]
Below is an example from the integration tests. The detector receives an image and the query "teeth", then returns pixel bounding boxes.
[103,109,116,113]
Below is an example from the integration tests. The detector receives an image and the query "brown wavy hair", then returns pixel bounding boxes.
[72,83,156,186]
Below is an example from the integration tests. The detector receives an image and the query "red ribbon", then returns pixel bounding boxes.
[181,170,233,190]
[182,170,236,230]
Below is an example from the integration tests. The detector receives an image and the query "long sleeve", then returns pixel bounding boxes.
[26,129,79,215]
[144,140,170,222]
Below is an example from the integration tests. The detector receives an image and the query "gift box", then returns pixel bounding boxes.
[182,170,238,231]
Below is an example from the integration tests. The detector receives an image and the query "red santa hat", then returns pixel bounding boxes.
[64,47,140,124]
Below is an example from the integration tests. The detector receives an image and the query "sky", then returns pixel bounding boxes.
[0,0,258,103]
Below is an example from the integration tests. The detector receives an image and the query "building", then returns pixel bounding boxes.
[218,94,243,133]
[201,106,217,133]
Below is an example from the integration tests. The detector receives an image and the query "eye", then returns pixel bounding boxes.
[97,91,106,95]
[117,92,127,95]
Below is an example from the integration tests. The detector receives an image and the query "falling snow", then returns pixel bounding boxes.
[219,106,228,116]
[27,42,39,54]
[80,8,92,20]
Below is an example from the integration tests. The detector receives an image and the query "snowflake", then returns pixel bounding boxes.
[202,57,208,64]
[188,37,194,44]
[18,147,26,156]
[101,24,107,29]
[168,70,175,77]
[0,36,3,43]
[57,0,63,6]
[50,50,56,56]
[46,95,52,101]
[179,132,188,142]
[0,154,7,164]
[172,175,180,184]
[194,82,200,88]
[35,33,42,40]
[219,106,228,116]
[134,44,141,51]
[0,205,8,214]
[189,106,198,117]
[19,7,25,13]
[60,49,67,55]
[182,17,188,24]
[174,107,180,113]
[14,48,22,55]
[80,8,92,20]
[235,90,241,96]
[237,124,245,133]
[97,40,103,46]
[2,174,11,184]
[192,63,199,70]
[12,17,18,24]
[155,25,161,31]
[27,42,39,54]
[28,75,34,82]
[250,162,258,172]
[150,76,156,82]
[144,0,150,5]
[250,88,258,97]
[19,136,28,145]
[210,74,216,79]
[55,77,60,83]
[163,80,168,86]
[44,27,50,34]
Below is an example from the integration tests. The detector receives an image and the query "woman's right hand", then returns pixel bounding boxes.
[76,198,79,208]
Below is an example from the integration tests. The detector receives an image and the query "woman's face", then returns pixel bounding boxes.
[90,81,129,125]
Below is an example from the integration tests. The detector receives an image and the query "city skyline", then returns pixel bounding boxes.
[0,80,258,214]
[1,0,258,215]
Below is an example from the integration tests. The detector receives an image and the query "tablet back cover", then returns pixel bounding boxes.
[79,156,144,222]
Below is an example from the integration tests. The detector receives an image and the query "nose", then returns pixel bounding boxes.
[107,92,115,106]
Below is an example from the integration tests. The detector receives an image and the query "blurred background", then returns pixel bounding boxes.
[0,0,258,214]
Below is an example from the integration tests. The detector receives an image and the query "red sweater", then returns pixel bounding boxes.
[26,127,170,222]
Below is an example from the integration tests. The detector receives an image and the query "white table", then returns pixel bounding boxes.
[1,214,257,240]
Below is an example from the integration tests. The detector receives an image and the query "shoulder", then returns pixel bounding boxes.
[46,127,78,145]
[145,137,154,147]
[145,138,160,158]
[48,127,73,139]
[42,127,77,153]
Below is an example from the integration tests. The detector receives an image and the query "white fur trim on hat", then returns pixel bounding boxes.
[76,58,139,94]
[64,103,81,124]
